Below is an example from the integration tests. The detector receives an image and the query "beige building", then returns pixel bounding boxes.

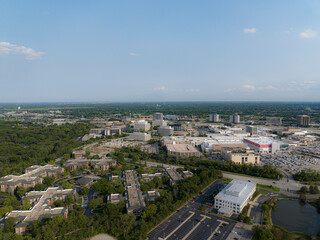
[221,147,260,164]
[64,157,116,171]
[166,144,202,157]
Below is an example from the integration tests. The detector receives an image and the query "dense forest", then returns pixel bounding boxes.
[0,121,90,177]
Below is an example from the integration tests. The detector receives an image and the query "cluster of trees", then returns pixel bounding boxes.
[0,122,90,177]
[298,185,320,194]
[0,192,21,218]
[293,169,320,182]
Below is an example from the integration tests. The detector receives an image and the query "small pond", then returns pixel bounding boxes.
[272,199,320,236]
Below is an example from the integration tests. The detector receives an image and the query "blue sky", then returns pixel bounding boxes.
[1,0,320,102]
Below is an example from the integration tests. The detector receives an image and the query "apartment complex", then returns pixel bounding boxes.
[221,147,260,164]
[164,168,182,186]
[0,165,64,195]
[209,113,220,122]
[0,187,76,235]
[123,170,146,214]
[214,180,256,215]
[229,114,240,124]
[64,157,116,171]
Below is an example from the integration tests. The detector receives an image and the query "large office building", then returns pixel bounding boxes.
[152,119,167,127]
[297,115,310,126]
[128,132,151,141]
[201,136,246,153]
[245,126,258,136]
[134,120,151,131]
[153,112,164,120]
[221,147,260,164]
[209,113,220,122]
[0,165,64,195]
[229,114,240,124]
[214,180,256,215]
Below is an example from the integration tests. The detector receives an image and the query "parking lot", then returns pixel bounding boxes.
[260,151,320,174]
[148,208,236,240]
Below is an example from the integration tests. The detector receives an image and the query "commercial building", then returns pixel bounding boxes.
[0,187,76,235]
[168,123,182,131]
[245,126,258,136]
[164,168,182,186]
[266,117,282,126]
[128,132,151,141]
[0,165,64,195]
[134,120,151,131]
[229,114,240,124]
[64,157,116,171]
[201,136,246,153]
[158,126,174,136]
[221,147,260,164]
[297,115,310,126]
[166,144,202,157]
[153,112,164,120]
[152,119,167,127]
[123,170,146,214]
[244,137,289,153]
[214,180,256,215]
[209,113,220,122]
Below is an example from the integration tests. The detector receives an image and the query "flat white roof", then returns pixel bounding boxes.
[215,180,256,205]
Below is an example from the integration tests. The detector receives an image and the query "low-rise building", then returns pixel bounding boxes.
[107,193,124,204]
[164,168,182,186]
[221,147,260,164]
[0,165,64,195]
[182,171,193,178]
[72,150,86,158]
[140,173,163,182]
[166,144,201,157]
[214,180,256,215]
[244,137,289,153]
[144,191,160,202]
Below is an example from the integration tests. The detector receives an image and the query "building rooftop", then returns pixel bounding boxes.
[215,180,256,205]
[166,144,199,153]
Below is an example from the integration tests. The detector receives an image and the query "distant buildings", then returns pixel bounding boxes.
[64,157,116,171]
[201,136,246,153]
[168,123,181,131]
[0,187,76,235]
[0,165,64,195]
[214,180,256,215]
[134,120,151,131]
[297,115,310,126]
[128,132,151,141]
[152,119,167,127]
[164,115,179,121]
[164,168,182,186]
[158,126,174,136]
[221,147,260,164]
[209,113,220,122]
[72,150,86,158]
[166,144,201,157]
[266,117,282,126]
[153,112,163,120]
[229,114,240,124]
[245,126,258,136]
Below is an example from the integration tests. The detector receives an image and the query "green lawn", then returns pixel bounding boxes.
[257,183,280,192]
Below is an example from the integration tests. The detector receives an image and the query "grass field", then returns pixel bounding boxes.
[257,183,280,192]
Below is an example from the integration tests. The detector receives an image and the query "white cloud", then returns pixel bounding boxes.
[0,41,45,60]
[129,52,138,56]
[300,29,317,39]
[243,28,257,33]
[242,84,256,90]
[259,85,278,91]
[186,89,200,93]
[154,86,169,91]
